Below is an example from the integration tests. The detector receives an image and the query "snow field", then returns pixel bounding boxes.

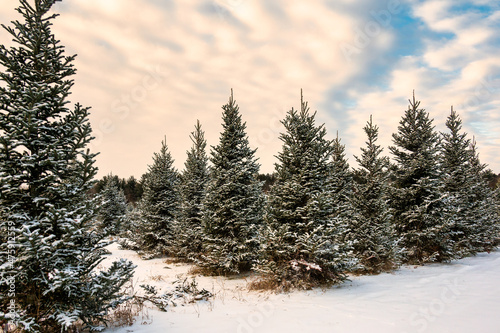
[102,243,500,333]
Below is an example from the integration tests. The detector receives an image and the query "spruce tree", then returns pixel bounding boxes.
[348,116,396,273]
[464,139,499,252]
[0,1,134,331]
[440,108,470,194]
[389,93,451,263]
[330,133,354,223]
[173,120,209,261]
[199,90,263,274]
[254,92,353,289]
[439,108,475,256]
[135,138,179,256]
[97,175,128,236]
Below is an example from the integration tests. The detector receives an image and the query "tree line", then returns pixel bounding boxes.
[90,174,144,204]
[99,89,500,290]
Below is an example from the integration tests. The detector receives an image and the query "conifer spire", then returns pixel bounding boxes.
[253,91,353,289]
[199,90,263,274]
[389,92,449,263]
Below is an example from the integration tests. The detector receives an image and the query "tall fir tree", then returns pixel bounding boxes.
[440,108,470,194]
[0,1,134,331]
[254,92,353,289]
[330,132,354,224]
[464,139,500,252]
[135,138,179,256]
[173,120,209,261]
[348,116,396,273]
[97,175,128,236]
[389,92,451,263]
[439,108,476,256]
[199,90,263,274]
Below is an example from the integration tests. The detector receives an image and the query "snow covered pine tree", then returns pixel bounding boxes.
[97,175,128,236]
[254,92,353,290]
[0,1,134,331]
[389,92,452,263]
[348,116,396,273]
[199,90,264,274]
[173,120,209,262]
[330,133,354,233]
[440,109,499,255]
[135,138,179,257]
[463,139,500,252]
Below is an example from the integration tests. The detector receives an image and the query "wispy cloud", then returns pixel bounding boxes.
[342,0,500,169]
[0,0,498,176]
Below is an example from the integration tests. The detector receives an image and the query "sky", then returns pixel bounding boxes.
[1,0,499,178]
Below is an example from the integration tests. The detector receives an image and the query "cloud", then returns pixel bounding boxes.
[0,0,498,177]
[342,0,500,169]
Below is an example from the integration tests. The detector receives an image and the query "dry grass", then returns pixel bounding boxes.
[106,298,150,329]
[148,274,165,282]
[247,275,297,292]
[104,280,152,330]
[163,257,188,265]
[187,265,219,276]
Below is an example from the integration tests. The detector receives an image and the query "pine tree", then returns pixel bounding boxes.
[135,138,179,256]
[254,92,353,289]
[348,116,396,273]
[389,92,451,263]
[199,90,263,274]
[0,1,134,331]
[440,108,470,193]
[439,108,476,256]
[330,132,354,223]
[464,139,499,252]
[173,120,209,261]
[97,175,128,236]
[123,175,143,204]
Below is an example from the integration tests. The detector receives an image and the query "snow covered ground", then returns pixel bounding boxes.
[103,243,500,333]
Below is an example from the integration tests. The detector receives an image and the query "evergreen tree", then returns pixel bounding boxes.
[254,92,353,289]
[348,116,396,273]
[97,175,128,236]
[199,90,263,274]
[439,108,476,256]
[463,139,500,252]
[440,108,470,194]
[91,175,143,204]
[118,205,143,251]
[330,132,354,224]
[135,138,179,256]
[173,120,209,261]
[389,92,451,263]
[0,1,134,331]
[256,173,277,193]
[123,175,143,204]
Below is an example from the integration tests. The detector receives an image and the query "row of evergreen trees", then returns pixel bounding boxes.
[113,90,499,289]
[0,1,497,331]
